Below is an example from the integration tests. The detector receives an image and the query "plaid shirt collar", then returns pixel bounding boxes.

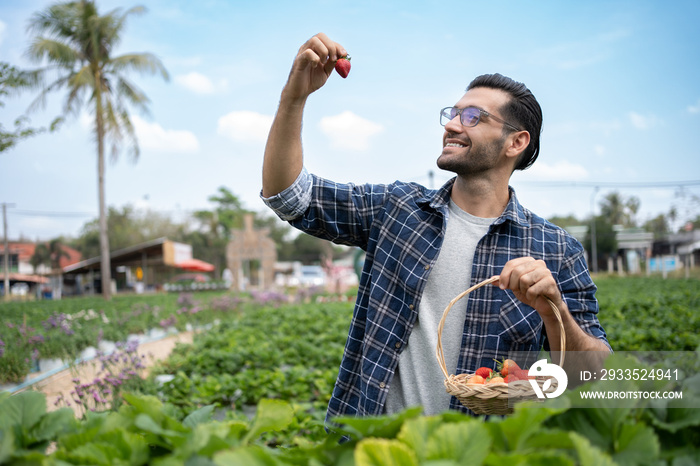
[422,177,529,228]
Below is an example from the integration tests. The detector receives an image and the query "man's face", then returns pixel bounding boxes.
[437,87,512,176]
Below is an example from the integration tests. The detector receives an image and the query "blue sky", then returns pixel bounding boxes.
[1,0,699,241]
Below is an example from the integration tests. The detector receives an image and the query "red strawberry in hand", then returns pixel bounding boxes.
[335,55,351,78]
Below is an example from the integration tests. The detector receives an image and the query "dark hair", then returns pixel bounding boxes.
[467,73,542,171]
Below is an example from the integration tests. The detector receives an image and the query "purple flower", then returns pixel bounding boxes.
[28,335,45,345]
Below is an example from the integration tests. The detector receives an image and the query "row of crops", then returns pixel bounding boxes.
[1,276,699,464]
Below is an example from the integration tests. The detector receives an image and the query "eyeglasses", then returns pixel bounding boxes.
[440,106,521,132]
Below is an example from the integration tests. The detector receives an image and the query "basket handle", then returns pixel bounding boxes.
[436,276,566,379]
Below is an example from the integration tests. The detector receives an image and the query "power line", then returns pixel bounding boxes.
[514,180,700,189]
[13,210,96,218]
[409,173,700,190]
[9,178,700,220]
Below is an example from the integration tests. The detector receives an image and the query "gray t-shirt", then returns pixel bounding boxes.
[384,199,495,415]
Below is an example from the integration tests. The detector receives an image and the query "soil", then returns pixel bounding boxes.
[19,331,194,416]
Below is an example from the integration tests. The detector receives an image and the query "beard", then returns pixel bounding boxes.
[436,134,508,177]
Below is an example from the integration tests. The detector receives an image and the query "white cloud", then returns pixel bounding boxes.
[628,111,662,130]
[217,110,273,143]
[174,71,227,95]
[318,111,384,151]
[688,98,700,114]
[522,160,589,180]
[132,115,199,153]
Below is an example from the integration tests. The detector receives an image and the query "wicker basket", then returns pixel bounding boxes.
[436,276,566,415]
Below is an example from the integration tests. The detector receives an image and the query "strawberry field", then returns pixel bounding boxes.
[1,276,699,465]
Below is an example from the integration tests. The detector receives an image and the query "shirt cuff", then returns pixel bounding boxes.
[260,167,312,221]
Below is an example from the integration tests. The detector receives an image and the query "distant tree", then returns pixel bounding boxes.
[643,214,671,239]
[547,214,584,229]
[687,215,700,231]
[25,1,169,299]
[30,238,71,273]
[73,204,181,258]
[207,187,248,238]
[47,238,71,269]
[599,192,640,228]
[584,215,617,272]
[30,243,51,273]
[0,62,46,152]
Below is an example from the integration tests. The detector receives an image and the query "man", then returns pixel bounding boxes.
[261,33,611,420]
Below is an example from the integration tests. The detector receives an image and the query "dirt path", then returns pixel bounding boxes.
[24,331,194,415]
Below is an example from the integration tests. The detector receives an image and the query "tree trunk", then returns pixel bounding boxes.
[95,78,112,300]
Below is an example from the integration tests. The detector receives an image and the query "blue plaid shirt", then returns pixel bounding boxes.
[262,168,610,418]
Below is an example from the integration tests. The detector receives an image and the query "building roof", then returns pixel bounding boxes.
[0,242,82,268]
[63,237,170,273]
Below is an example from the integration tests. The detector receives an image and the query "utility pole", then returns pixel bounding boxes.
[2,203,15,300]
[589,188,599,274]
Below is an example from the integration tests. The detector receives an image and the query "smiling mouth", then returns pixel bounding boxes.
[444,142,467,148]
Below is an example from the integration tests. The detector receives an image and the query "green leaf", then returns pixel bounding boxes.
[57,426,102,451]
[183,404,215,428]
[354,438,419,466]
[426,421,491,464]
[0,428,15,464]
[176,422,234,459]
[612,423,660,466]
[494,397,570,452]
[0,390,47,432]
[214,444,281,465]
[648,404,700,433]
[122,393,166,421]
[522,428,575,450]
[484,450,575,466]
[397,416,444,461]
[31,407,76,442]
[133,413,187,448]
[95,430,149,465]
[68,442,119,465]
[242,399,294,445]
[334,406,423,440]
[569,432,618,466]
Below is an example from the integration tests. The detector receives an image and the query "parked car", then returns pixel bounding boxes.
[299,265,326,287]
[11,283,29,296]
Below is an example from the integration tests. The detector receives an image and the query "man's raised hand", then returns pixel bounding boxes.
[282,33,348,103]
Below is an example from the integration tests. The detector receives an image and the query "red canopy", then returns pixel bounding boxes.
[175,259,215,272]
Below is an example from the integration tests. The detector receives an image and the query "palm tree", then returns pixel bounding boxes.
[30,243,51,274]
[25,1,169,299]
[47,239,71,270]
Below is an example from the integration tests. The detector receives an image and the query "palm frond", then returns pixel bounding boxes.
[103,5,145,48]
[23,0,168,166]
[64,66,94,115]
[25,73,71,113]
[26,2,82,40]
[118,107,139,162]
[115,77,149,113]
[109,53,169,81]
[26,37,82,67]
